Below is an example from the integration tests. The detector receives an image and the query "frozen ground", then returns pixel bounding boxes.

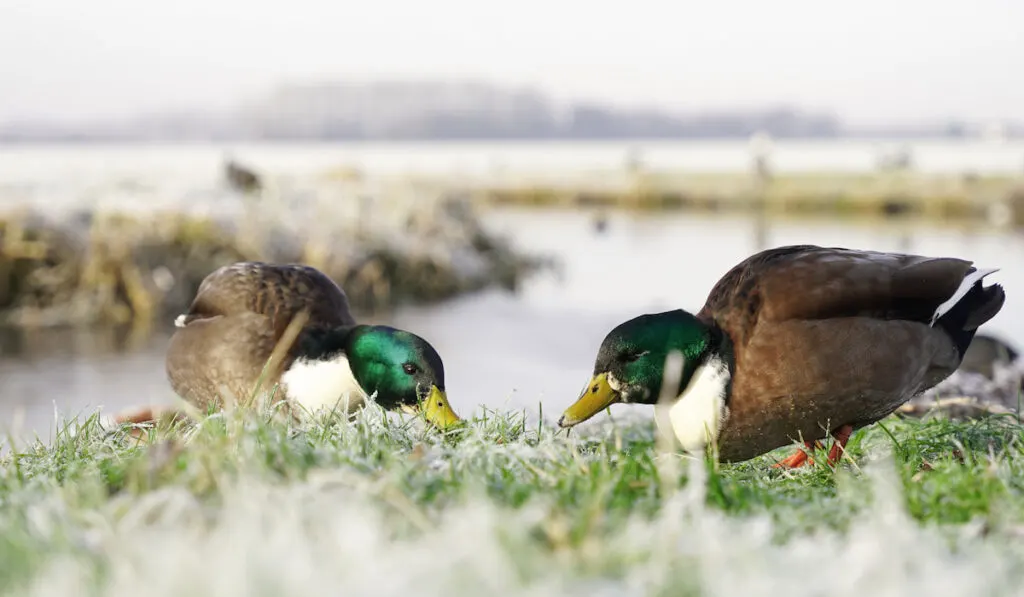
[3,403,1024,597]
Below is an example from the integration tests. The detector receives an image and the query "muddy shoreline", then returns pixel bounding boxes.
[0,194,547,328]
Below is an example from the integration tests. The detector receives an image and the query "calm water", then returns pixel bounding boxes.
[0,141,1022,442]
[1,139,1023,187]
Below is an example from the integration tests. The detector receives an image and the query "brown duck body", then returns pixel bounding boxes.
[165,261,356,411]
[696,245,1005,462]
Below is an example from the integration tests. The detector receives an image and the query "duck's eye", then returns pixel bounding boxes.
[621,351,647,363]
[402,363,417,375]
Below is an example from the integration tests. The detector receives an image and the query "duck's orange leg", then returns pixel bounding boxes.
[773,426,853,470]
[773,441,817,468]
[114,405,192,426]
[114,406,162,426]
[826,424,853,466]
[111,405,191,441]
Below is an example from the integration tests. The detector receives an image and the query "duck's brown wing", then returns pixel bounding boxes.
[180,262,357,333]
[166,310,284,410]
[703,245,981,461]
[697,245,974,347]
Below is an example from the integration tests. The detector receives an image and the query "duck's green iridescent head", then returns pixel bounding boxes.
[346,325,460,429]
[559,310,712,428]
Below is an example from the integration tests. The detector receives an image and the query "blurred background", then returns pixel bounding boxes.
[1,0,1022,440]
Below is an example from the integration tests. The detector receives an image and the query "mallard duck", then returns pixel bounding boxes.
[123,261,460,429]
[958,332,1019,379]
[897,333,1022,420]
[558,245,1005,467]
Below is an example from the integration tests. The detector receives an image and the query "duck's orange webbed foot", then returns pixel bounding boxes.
[772,441,817,468]
[773,426,855,470]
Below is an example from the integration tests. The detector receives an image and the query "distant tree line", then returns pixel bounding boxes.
[0,80,1017,142]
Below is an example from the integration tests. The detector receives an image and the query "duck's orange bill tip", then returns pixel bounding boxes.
[422,385,462,429]
[558,372,618,428]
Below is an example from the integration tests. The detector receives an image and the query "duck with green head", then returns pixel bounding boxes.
[559,245,1005,467]
[119,262,461,429]
[280,321,457,424]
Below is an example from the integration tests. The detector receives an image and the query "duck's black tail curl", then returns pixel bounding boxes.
[936,272,1006,359]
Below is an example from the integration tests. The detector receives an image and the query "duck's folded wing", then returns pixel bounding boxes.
[180,262,357,330]
[699,245,974,335]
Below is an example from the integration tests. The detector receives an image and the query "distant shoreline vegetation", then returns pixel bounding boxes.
[0,80,1019,143]
[0,133,1013,144]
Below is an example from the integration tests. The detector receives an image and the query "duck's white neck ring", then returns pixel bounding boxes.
[281,354,369,415]
[657,353,732,454]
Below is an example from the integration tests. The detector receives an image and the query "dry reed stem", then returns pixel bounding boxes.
[249,308,311,415]
[655,350,685,496]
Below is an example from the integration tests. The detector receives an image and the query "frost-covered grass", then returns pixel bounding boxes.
[3,406,1024,596]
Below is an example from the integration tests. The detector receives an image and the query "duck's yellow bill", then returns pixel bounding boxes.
[559,372,619,428]
[421,385,461,429]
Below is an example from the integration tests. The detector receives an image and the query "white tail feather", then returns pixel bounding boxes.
[930,267,999,326]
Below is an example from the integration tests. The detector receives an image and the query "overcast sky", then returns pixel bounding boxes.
[1,0,1021,125]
